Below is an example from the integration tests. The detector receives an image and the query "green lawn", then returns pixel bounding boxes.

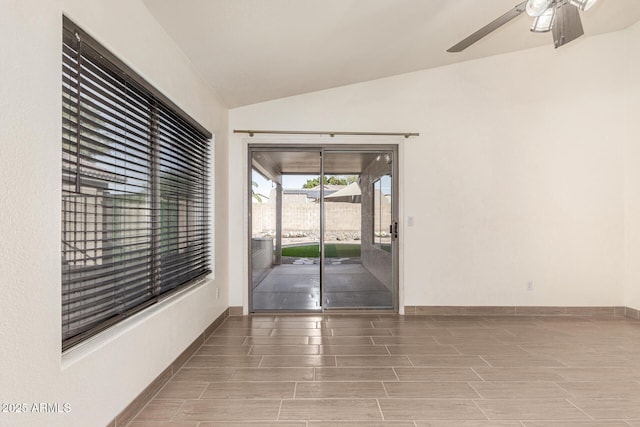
[282,243,361,258]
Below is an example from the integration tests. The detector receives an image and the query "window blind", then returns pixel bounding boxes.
[61,17,211,350]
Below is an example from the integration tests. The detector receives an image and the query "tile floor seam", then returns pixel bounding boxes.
[517,343,533,356]
[375,398,385,421]
[564,397,598,422]
[470,398,491,421]
[466,380,483,399]
[169,399,185,423]
[386,344,395,355]
[381,381,390,398]
[196,382,208,399]
[391,367,400,382]
[407,355,415,368]
[470,366,486,381]
[478,354,493,368]
[276,398,283,421]
[554,381,579,400]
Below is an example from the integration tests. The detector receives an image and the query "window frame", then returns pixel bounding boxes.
[61,17,212,351]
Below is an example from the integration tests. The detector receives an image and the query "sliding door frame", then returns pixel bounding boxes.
[248,143,399,313]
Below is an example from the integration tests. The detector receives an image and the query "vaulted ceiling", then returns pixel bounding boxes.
[143,0,640,108]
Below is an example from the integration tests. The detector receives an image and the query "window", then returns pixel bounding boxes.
[61,17,211,350]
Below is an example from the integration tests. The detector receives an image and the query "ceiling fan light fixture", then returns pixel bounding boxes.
[569,0,598,11]
[531,7,556,32]
[526,0,554,17]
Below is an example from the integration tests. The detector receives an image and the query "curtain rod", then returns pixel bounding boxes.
[233,129,419,138]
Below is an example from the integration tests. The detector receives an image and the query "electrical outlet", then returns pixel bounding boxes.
[527,281,534,291]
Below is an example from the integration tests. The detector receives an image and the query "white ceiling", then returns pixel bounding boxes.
[143,0,640,108]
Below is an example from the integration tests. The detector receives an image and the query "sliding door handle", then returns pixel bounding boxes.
[391,222,398,240]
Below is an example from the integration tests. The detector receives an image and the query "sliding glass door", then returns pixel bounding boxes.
[322,150,395,309]
[249,146,397,312]
[250,149,321,311]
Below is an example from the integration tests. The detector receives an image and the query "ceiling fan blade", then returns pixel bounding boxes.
[447,1,528,53]
[552,1,584,48]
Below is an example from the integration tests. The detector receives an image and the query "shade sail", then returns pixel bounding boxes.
[324,182,361,203]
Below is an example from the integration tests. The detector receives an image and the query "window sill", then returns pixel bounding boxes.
[61,277,211,369]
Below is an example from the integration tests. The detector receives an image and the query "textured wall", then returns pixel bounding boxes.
[0,1,228,426]
[230,28,631,309]
[623,22,640,311]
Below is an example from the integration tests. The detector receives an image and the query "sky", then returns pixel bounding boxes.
[251,171,317,202]
[252,170,390,202]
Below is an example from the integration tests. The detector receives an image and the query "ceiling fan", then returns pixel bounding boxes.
[447,0,599,52]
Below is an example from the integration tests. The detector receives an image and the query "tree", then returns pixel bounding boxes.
[302,177,321,189]
[302,175,357,189]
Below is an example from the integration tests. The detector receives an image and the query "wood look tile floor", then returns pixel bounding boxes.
[128,314,640,426]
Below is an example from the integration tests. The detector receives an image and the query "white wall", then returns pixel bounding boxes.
[0,1,228,426]
[229,28,634,309]
[624,22,640,312]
